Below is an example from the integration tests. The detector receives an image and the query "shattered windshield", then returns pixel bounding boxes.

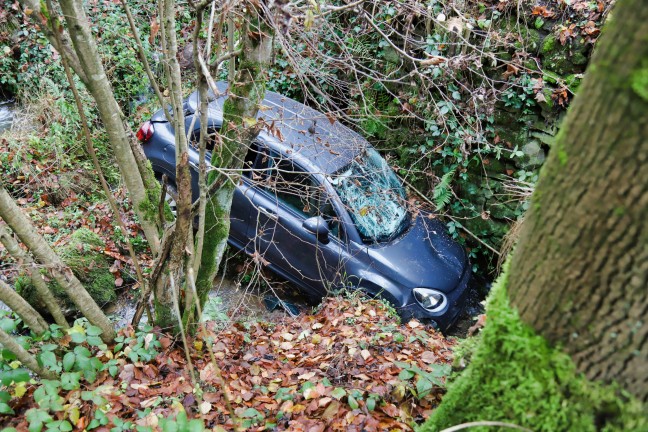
[330,148,409,243]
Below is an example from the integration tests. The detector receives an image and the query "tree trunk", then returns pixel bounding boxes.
[152,0,194,330]
[187,2,273,326]
[0,223,69,328]
[0,186,116,342]
[51,0,162,255]
[508,0,648,401]
[0,279,49,335]
[0,327,57,380]
[19,0,88,86]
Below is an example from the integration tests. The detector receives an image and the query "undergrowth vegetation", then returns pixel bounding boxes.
[0,0,634,429]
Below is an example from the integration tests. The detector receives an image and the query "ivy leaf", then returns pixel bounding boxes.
[0,402,15,415]
[39,351,60,373]
[0,368,30,385]
[0,316,17,333]
[86,325,103,337]
[67,324,86,344]
[0,390,11,402]
[416,376,434,398]
[61,372,81,391]
[366,397,377,411]
[398,369,415,380]
[26,408,52,432]
[46,420,72,431]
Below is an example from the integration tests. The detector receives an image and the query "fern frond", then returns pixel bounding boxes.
[433,170,455,211]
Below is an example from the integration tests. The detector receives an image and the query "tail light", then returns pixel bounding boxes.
[136,121,155,142]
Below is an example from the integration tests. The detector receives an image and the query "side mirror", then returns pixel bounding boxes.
[303,216,330,244]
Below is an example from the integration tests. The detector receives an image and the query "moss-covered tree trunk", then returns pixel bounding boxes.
[422,1,647,431]
[0,279,49,335]
[0,223,69,328]
[186,1,273,327]
[151,0,194,330]
[507,0,648,401]
[0,327,57,379]
[0,186,116,342]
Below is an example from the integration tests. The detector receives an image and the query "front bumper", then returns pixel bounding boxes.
[397,263,472,332]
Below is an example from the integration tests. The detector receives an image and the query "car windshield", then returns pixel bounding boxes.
[329,148,409,243]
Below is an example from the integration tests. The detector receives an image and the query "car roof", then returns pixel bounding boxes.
[185,82,367,174]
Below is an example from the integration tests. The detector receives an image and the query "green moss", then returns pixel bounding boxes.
[572,51,588,66]
[17,228,117,313]
[154,298,176,331]
[139,185,169,223]
[557,146,568,166]
[564,74,582,92]
[553,126,569,166]
[420,264,647,432]
[631,66,648,102]
[541,34,557,54]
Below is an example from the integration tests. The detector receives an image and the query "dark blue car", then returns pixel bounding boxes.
[137,82,470,330]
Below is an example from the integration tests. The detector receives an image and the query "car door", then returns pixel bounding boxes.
[186,126,254,248]
[247,152,348,295]
[228,142,268,250]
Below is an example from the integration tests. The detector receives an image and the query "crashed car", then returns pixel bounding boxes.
[137,82,470,330]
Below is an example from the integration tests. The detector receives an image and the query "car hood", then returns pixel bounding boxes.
[365,214,467,293]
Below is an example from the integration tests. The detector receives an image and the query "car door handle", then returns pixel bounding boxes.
[258,206,278,220]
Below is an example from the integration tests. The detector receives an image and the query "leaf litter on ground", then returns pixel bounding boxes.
[1,296,456,431]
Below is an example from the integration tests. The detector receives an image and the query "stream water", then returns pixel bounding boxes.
[104,273,292,330]
[0,100,14,132]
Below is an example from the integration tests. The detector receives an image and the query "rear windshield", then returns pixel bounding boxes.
[330,148,409,243]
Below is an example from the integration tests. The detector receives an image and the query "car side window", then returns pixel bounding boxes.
[311,185,341,239]
[267,156,314,216]
[264,154,341,239]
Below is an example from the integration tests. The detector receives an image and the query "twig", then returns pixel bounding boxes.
[441,421,532,432]
[119,0,172,122]
[132,223,175,326]
[169,277,197,384]
[158,174,170,229]
[48,0,148,310]
[320,0,365,16]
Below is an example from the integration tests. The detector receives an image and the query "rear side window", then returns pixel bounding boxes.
[243,142,264,178]
[190,127,220,152]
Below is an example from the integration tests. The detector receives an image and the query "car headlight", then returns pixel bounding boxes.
[413,288,447,312]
